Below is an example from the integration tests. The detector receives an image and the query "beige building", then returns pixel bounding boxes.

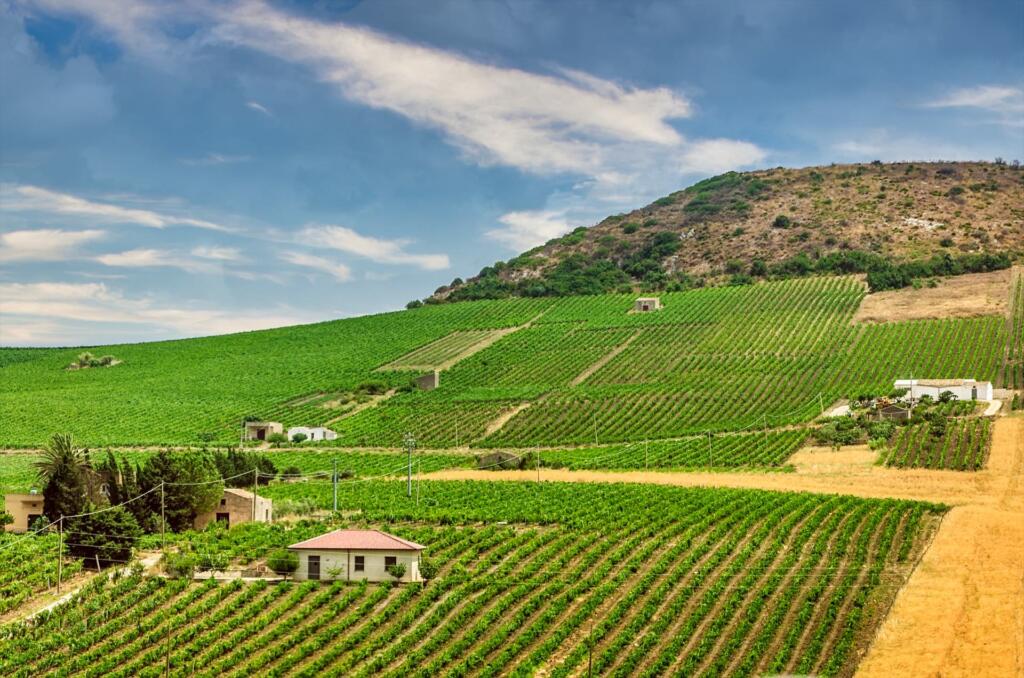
[634,297,662,312]
[288,529,424,583]
[4,492,44,533]
[193,488,272,530]
[244,421,283,441]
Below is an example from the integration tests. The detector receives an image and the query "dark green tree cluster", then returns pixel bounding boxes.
[210,448,277,487]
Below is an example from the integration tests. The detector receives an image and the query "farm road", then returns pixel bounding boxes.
[428,416,1024,677]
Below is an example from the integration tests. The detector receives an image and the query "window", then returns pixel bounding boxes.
[385,556,397,568]
[354,555,364,572]
[220,498,226,506]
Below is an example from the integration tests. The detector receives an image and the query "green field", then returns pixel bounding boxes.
[0,480,942,677]
[880,417,992,470]
[1,275,1015,450]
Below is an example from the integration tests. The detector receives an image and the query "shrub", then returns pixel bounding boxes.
[267,549,299,576]
[406,299,423,309]
[419,557,439,581]
[772,214,792,228]
[621,223,639,234]
[291,432,308,443]
[267,432,288,446]
[66,505,142,568]
[162,550,198,579]
[386,562,407,581]
[939,237,954,247]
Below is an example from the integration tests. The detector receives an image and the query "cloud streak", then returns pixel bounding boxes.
[1,184,235,232]
[0,281,306,345]
[300,225,450,270]
[0,228,106,262]
[279,250,353,281]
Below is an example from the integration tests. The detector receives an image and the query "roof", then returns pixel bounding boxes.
[288,529,426,551]
[636,297,660,301]
[879,404,910,412]
[224,488,255,500]
[245,421,281,426]
[895,379,989,388]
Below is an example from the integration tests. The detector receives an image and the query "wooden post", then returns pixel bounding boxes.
[160,483,166,551]
[252,468,257,521]
[57,515,63,594]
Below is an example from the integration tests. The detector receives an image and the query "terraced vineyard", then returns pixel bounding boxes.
[0,480,941,677]
[880,418,993,470]
[1,274,1015,450]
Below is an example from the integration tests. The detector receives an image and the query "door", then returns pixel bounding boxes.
[971,386,977,400]
[256,428,266,440]
[308,555,320,580]
[216,512,230,527]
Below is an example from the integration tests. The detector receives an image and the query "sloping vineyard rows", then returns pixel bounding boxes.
[538,429,807,471]
[1001,270,1024,389]
[0,297,552,448]
[880,418,992,470]
[0,480,941,676]
[379,329,506,370]
[0,533,81,616]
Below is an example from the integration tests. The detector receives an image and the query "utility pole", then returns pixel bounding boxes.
[57,515,63,594]
[333,458,338,513]
[251,468,258,521]
[645,439,649,471]
[818,392,824,415]
[536,446,541,482]
[160,482,166,551]
[404,433,415,498]
[416,447,421,506]
[592,405,598,446]
[763,414,769,456]
[455,420,460,449]
[707,432,713,467]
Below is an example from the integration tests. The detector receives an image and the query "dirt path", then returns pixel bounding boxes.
[569,329,641,387]
[856,416,1024,678]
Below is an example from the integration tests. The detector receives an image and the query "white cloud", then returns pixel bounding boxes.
[208,1,690,176]
[300,225,450,270]
[831,129,989,161]
[0,281,306,345]
[1,184,234,232]
[0,228,106,262]
[678,139,768,174]
[246,100,272,116]
[191,245,241,261]
[924,85,1024,128]
[180,152,252,166]
[96,248,212,273]
[485,210,573,251]
[279,250,353,281]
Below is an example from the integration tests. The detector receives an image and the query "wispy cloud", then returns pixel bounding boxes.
[924,85,1024,127]
[1,184,235,232]
[300,225,450,271]
[210,1,691,176]
[180,152,252,166]
[96,248,216,273]
[279,250,353,281]
[485,210,573,251]
[191,245,241,261]
[0,228,106,262]
[245,100,272,116]
[0,281,306,345]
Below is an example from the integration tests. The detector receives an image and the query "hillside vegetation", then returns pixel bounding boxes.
[2,271,1019,449]
[429,161,1022,303]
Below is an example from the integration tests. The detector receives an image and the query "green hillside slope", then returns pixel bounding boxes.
[2,273,1018,449]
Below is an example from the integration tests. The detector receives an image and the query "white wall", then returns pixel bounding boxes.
[895,381,993,403]
[291,549,421,582]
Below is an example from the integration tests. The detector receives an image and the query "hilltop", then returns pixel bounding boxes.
[429,161,1023,303]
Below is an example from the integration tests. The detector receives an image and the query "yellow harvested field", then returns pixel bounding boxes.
[854,267,1012,324]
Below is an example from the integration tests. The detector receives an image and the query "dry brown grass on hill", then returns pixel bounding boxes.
[853,267,1014,323]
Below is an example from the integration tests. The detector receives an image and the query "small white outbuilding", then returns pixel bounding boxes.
[287,426,338,442]
[288,529,425,582]
[894,379,993,402]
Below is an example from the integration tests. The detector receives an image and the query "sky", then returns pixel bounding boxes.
[1,0,1022,346]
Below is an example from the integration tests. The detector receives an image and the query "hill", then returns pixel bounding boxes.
[2,270,1020,449]
[429,161,1023,303]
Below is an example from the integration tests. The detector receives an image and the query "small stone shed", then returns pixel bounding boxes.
[193,488,272,530]
[4,492,44,533]
[288,529,425,582]
[634,297,662,312]
[876,403,912,422]
[894,379,993,402]
[287,426,338,442]
[244,421,283,441]
[415,370,440,391]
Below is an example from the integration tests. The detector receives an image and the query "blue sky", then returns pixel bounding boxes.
[1,0,1021,346]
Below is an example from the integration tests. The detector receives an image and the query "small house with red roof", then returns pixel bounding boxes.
[288,529,425,583]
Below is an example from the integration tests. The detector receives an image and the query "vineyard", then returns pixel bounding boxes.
[0,533,79,617]
[0,480,943,677]
[1,273,1017,450]
[879,418,992,470]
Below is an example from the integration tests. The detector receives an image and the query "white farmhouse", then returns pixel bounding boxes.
[288,529,425,582]
[287,426,338,442]
[894,379,993,403]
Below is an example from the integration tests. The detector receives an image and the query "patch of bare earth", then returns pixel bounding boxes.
[856,416,1024,678]
[854,268,1012,324]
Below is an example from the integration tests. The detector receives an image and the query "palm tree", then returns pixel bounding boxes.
[35,433,100,517]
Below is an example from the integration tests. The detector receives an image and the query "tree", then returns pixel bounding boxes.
[386,562,407,582]
[267,432,288,446]
[291,432,308,444]
[66,505,142,568]
[419,557,438,582]
[267,549,298,577]
[0,511,12,529]
[36,433,95,521]
[137,450,223,532]
[210,449,277,487]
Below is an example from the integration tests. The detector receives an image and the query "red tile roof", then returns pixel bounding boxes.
[288,529,426,551]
